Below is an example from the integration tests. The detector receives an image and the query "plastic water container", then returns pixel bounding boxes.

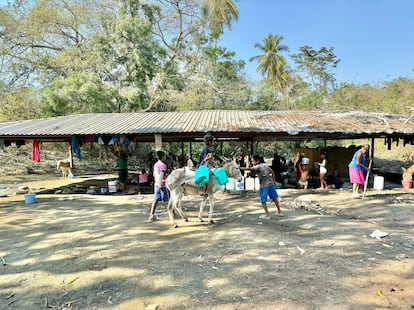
[302,157,310,165]
[245,177,255,190]
[373,176,384,190]
[236,178,245,191]
[254,178,260,191]
[226,178,236,191]
[108,181,119,193]
[24,193,36,204]
[213,167,228,185]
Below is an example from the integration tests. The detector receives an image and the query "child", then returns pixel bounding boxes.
[240,154,282,219]
[196,134,215,195]
[318,152,328,190]
[295,154,304,179]
[298,162,309,190]
[138,168,150,186]
[196,134,214,168]
[148,150,169,222]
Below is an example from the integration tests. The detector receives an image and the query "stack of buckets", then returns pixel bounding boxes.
[108,180,119,193]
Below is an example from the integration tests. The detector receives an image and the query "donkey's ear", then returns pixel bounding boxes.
[219,155,227,162]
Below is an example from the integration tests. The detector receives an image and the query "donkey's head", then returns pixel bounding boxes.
[221,157,243,182]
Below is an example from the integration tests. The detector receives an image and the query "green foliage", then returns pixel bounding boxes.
[330,79,414,114]
[0,87,42,121]
[169,44,250,111]
[250,80,282,110]
[96,12,167,111]
[250,34,289,90]
[41,72,117,115]
[254,140,299,162]
[291,46,340,95]
[202,0,239,40]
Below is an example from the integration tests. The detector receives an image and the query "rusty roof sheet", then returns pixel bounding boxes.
[0,110,413,141]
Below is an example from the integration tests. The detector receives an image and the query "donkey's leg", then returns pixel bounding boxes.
[167,192,178,228]
[173,190,188,222]
[208,195,215,224]
[198,196,208,222]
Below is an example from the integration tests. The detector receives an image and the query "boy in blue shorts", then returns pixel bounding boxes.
[148,150,169,222]
[241,154,283,219]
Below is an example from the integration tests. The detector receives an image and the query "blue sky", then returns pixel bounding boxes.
[219,0,414,85]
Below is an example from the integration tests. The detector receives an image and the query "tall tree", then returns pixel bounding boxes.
[1,0,169,114]
[280,70,306,109]
[1,0,249,118]
[149,0,246,111]
[0,86,42,121]
[249,34,289,90]
[166,45,250,111]
[291,45,340,96]
[93,2,167,112]
[0,0,100,87]
[202,0,239,40]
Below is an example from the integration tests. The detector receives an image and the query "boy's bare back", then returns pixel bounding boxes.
[300,164,309,182]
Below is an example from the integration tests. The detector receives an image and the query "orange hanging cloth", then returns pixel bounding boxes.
[32,139,41,162]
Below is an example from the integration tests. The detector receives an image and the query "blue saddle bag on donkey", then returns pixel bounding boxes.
[212,167,228,185]
[194,164,209,186]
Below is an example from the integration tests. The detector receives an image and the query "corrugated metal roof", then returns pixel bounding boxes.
[0,110,413,141]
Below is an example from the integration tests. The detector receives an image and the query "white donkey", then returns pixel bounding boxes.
[166,158,243,228]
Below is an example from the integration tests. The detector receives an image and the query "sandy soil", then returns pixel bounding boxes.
[0,175,414,310]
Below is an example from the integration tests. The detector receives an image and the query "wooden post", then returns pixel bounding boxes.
[181,140,185,167]
[371,137,375,164]
[154,134,162,151]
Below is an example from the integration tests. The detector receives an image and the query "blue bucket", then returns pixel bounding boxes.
[213,167,228,185]
[194,165,209,186]
[24,193,36,204]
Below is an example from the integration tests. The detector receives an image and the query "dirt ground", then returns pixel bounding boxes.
[1,174,414,310]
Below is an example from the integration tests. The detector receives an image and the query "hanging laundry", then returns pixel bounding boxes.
[84,135,97,144]
[31,139,41,162]
[98,136,112,145]
[71,136,82,160]
[108,135,120,145]
[16,140,25,147]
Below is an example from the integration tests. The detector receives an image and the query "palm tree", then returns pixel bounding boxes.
[202,0,239,40]
[250,34,289,90]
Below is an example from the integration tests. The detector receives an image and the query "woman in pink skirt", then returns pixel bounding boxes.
[348,145,371,198]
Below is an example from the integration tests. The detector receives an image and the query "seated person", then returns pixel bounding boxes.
[138,168,151,186]
[327,164,344,189]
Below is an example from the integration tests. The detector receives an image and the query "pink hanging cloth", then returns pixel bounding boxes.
[32,139,41,162]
